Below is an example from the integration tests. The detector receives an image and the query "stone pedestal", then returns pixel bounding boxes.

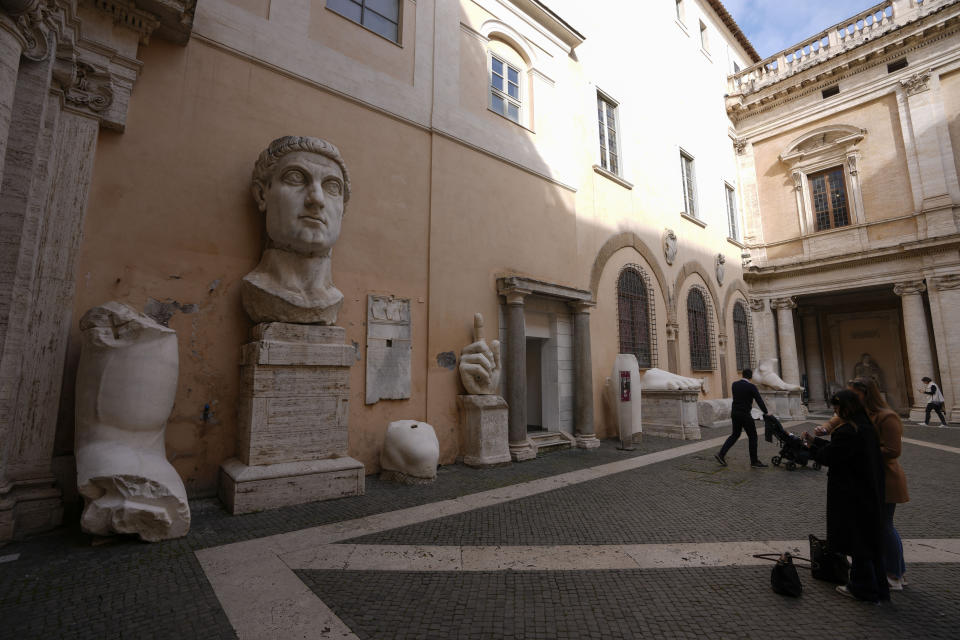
[640,389,701,440]
[458,395,511,467]
[757,389,807,420]
[219,323,364,514]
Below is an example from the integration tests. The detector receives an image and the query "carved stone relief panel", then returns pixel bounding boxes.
[366,295,412,404]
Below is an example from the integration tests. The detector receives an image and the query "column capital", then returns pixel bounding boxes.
[503,288,531,305]
[900,70,931,97]
[929,275,960,292]
[893,280,926,296]
[568,300,596,314]
[665,321,680,341]
[717,332,727,350]
[769,296,797,311]
[1,0,53,61]
[748,297,766,312]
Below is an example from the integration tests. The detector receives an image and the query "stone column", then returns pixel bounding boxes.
[894,280,935,422]
[770,297,800,386]
[920,276,960,422]
[896,72,960,236]
[749,298,776,362]
[0,21,23,187]
[717,332,729,397]
[570,302,599,449]
[799,307,827,410]
[503,289,535,461]
[665,320,680,373]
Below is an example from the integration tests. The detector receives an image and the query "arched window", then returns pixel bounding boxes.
[487,38,528,125]
[687,287,713,371]
[617,266,656,368]
[732,300,753,371]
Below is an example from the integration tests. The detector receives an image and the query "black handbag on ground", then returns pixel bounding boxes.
[754,552,811,597]
[809,534,850,584]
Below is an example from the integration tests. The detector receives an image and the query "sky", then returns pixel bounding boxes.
[722,0,886,60]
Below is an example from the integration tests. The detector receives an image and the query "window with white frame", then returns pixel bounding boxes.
[597,93,620,175]
[725,183,739,240]
[490,55,521,123]
[680,151,697,217]
[327,0,400,43]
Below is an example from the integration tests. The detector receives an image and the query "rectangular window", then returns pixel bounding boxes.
[809,167,850,231]
[327,0,400,43]
[699,21,709,52]
[676,0,684,22]
[725,184,739,240]
[680,151,697,218]
[597,94,620,175]
[490,55,521,123]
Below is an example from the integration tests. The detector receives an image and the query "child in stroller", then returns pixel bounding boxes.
[763,414,821,471]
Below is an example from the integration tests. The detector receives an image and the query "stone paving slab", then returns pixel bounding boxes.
[297,564,960,640]
[0,436,688,640]
[345,426,960,546]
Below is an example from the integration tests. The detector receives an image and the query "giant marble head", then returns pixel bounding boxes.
[251,136,352,257]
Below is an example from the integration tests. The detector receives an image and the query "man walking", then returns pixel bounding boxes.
[715,368,770,467]
[921,376,948,426]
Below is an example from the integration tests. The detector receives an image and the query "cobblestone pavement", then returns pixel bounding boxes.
[2,422,959,639]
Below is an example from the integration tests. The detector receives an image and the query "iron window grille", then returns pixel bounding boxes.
[732,300,754,371]
[687,286,715,371]
[327,0,400,43]
[809,166,850,232]
[617,265,657,368]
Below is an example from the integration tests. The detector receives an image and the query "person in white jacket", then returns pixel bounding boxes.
[920,376,948,426]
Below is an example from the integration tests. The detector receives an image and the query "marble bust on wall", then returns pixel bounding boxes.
[241,136,352,325]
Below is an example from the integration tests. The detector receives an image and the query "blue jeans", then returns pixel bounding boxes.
[883,502,905,579]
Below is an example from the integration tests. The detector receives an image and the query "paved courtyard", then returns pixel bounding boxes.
[1,420,959,639]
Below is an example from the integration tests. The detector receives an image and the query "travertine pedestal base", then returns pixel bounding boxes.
[575,435,601,449]
[641,389,702,440]
[757,389,807,420]
[458,395,511,468]
[219,457,364,514]
[220,323,364,514]
[0,479,62,540]
[509,439,537,461]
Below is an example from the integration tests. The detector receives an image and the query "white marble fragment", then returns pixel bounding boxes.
[639,368,705,392]
[459,313,502,395]
[752,358,804,391]
[75,302,190,542]
[380,420,439,483]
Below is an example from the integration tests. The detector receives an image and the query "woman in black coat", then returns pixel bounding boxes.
[807,390,889,602]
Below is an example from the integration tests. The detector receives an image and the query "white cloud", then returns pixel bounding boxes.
[723,0,884,59]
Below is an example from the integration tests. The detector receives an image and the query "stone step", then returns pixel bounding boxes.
[528,431,573,454]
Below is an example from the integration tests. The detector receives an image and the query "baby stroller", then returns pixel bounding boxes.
[763,414,821,471]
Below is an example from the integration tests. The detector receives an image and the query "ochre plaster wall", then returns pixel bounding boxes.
[308,0,417,83]
[70,39,432,495]
[752,94,913,245]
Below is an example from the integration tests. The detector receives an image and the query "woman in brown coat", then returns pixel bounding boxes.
[849,377,909,590]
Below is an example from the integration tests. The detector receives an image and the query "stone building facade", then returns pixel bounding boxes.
[0,0,957,541]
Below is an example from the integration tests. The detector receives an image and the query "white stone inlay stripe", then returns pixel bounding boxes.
[903,437,960,455]
[283,539,960,572]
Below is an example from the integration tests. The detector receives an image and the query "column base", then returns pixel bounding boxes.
[219,456,365,515]
[951,407,960,424]
[576,435,601,449]
[509,439,537,461]
[0,477,62,542]
[908,407,929,423]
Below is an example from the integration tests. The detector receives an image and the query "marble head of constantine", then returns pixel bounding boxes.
[241,136,352,325]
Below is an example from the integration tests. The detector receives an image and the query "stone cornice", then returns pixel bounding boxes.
[497,276,592,303]
[726,2,960,123]
[744,234,960,282]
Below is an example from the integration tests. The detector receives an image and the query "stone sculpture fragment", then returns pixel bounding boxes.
[380,420,440,484]
[75,302,190,542]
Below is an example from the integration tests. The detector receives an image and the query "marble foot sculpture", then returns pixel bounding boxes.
[75,302,190,542]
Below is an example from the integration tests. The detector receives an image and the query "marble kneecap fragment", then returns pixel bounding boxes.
[75,302,190,542]
[380,420,439,483]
